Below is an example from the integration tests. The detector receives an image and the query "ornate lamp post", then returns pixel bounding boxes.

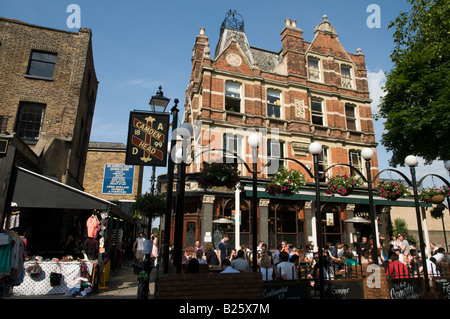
[361,148,379,264]
[308,142,325,299]
[149,87,171,195]
[405,155,429,290]
[248,133,261,272]
[173,123,194,273]
[162,97,180,274]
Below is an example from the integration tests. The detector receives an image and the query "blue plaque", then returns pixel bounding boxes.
[102,164,134,195]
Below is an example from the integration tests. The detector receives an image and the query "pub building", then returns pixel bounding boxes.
[158,12,425,254]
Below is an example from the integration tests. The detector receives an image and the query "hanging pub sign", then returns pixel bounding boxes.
[125,111,169,167]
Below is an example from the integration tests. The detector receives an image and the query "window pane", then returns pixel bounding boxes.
[225,83,240,97]
[308,58,320,81]
[16,102,46,140]
[28,51,57,79]
[345,105,356,130]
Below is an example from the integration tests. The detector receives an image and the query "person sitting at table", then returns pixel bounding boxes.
[196,249,208,264]
[185,258,199,273]
[220,259,240,273]
[277,251,297,280]
[260,253,276,281]
[205,243,219,265]
[231,249,251,271]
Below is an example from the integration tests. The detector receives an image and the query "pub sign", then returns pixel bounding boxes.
[126,111,169,166]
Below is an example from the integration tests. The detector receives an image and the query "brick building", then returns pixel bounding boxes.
[160,12,425,253]
[0,18,132,258]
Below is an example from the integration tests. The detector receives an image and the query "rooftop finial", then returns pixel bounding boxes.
[220,9,245,33]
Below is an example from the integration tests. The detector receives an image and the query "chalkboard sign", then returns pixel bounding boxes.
[433,277,450,299]
[324,279,365,299]
[263,281,309,299]
[388,278,424,299]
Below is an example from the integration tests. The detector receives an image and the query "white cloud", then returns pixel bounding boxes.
[367,69,386,114]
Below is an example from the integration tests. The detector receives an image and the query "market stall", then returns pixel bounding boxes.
[13,260,94,296]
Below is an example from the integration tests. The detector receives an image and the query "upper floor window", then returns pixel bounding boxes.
[225,82,241,112]
[308,57,320,81]
[267,89,281,118]
[223,133,243,165]
[348,150,362,176]
[27,50,57,79]
[267,139,285,172]
[311,99,324,126]
[15,102,46,141]
[318,147,328,183]
[341,65,352,89]
[345,104,357,131]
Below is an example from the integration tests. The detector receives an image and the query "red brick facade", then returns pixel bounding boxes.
[184,15,379,180]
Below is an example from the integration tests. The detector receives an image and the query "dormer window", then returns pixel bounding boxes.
[308,57,321,81]
[225,82,241,112]
[341,65,352,89]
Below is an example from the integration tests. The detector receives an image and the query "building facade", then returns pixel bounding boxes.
[0,18,131,261]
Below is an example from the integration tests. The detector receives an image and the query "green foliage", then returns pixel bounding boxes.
[198,161,240,190]
[419,185,450,202]
[376,0,450,166]
[132,193,167,219]
[326,174,363,196]
[265,167,307,196]
[430,203,446,219]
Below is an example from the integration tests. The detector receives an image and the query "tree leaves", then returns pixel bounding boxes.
[378,0,450,166]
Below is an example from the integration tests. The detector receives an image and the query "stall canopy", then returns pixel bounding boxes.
[9,166,133,222]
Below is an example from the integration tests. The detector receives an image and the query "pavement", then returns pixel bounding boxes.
[8,261,158,299]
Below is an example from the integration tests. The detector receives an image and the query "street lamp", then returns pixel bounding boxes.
[149,87,171,194]
[248,133,261,272]
[361,148,379,264]
[308,141,325,299]
[162,98,180,274]
[173,123,193,273]
[405,155,429,291]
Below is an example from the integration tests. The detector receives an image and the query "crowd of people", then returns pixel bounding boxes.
[159,232,448,281]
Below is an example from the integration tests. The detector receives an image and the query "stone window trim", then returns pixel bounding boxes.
[307,56,321,82]
[266,88,282,119]
[340,64,353,89]
[310,97,325,126]
[345,103,359,131]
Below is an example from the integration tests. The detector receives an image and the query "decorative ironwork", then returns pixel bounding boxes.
[220,10,244,33]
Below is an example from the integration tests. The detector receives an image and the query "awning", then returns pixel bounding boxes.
[10,166,133,222]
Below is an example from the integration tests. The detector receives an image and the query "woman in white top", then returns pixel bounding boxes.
[260,253,275,281]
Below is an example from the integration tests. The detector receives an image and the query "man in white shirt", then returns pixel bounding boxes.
[276,251,297,280]
[133,232,146,262]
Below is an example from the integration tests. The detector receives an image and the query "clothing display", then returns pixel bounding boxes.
[0,231,26,298]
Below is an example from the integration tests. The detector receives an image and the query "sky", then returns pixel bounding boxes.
[2,0,449,191]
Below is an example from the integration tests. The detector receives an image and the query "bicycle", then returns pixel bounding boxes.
[134,257,153,299]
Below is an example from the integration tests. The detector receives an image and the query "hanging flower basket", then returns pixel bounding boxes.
[375,180,409,200]
[132,193,167,219]
[326,174,362,197]
[265,167,306,197]
[419,186,449,204]
[198,161,240,190]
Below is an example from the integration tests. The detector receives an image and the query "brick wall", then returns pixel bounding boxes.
[0,17,98,188]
